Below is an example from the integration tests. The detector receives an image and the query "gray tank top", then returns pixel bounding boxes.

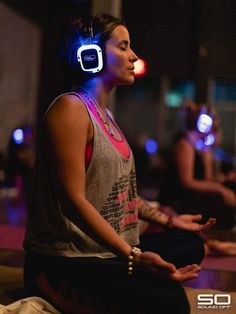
[24,92,139,258]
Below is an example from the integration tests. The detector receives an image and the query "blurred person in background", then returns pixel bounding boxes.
[201,112,236,192]
[157,101,236,255]
[158,100,236,229]
[4,124,35,196]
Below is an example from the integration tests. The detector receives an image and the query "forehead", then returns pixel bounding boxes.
[108,25,130,43]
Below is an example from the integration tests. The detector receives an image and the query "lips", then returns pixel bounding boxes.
[128,68,135,75]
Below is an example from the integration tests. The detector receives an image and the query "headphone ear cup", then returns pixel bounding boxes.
[196,113,213,134]
[77,17,103,73]
[77,43,103,73]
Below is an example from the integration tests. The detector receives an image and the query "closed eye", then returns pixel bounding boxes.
[119,40,129,50]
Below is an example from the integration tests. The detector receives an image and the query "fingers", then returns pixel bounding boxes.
[201,217,216,230]
[170,272,197,282]
[206,217,216,223]
[181,272,199,281]
[170,264,201,282]
[178,264,201,274]
[206,218,216,227]
[209,217,216,224]
[198,217,216,231]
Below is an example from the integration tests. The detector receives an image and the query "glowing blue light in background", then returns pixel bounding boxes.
[145,139,158,154]
[204,134,215,146]
[213,148,233,164]
[195,139,204,150]
[12,128,24,144]
[213,148,225,161]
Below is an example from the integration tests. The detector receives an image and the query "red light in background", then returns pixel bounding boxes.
[134,58,147,77]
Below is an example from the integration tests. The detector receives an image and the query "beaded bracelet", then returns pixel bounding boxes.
[128,246,142,275]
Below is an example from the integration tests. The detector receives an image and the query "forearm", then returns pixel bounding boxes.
[137,196,169,226]
[63,195,132,259]
[181,179,226,194]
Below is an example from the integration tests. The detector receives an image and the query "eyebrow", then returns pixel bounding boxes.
[119,40,129,46]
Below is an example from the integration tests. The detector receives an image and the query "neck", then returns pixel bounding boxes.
[79,78,113,110]
[186,130,199,146]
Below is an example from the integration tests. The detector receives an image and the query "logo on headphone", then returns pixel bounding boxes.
[77,44,103,73]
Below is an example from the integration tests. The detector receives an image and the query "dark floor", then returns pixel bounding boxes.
[0,187,236,293]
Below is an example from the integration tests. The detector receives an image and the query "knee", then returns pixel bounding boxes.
[189,233,205,263]
[173,231,205,267]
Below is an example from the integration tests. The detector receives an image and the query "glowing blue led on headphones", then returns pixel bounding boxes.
[195,133,215,150]
[12,128,24,144]
[196,113,213,134]
[195,139,204,150]
[204,133,215,146]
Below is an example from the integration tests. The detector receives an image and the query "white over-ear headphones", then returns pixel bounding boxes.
[196,111,213,134]
[77,18,103,73]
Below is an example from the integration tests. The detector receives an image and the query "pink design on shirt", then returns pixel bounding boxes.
[85,102,130,168]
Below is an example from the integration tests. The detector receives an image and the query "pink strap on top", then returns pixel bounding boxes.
[84,96,130,169]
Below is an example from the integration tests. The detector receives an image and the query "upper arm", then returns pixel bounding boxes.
[174,139,195,186]
[43,95,91,201]
[201,150,214,180]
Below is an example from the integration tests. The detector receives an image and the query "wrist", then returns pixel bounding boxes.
[166,215,174,228]
[128,246,142,275]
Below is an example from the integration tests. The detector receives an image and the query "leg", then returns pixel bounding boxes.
[24,250,190,314]
[206,239,236,256]
[139,229,205,268]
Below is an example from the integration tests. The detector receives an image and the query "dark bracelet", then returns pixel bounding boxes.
[166,216,174,228]
[128,247,142,275]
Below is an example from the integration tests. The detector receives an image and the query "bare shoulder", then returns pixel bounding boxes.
[45,94,88,123]
[174,138,193,155]
[46,94,87,120]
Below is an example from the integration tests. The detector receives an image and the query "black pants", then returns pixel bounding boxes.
[24,230,204,314]
[139,229,205,268]
[169,191,235,229]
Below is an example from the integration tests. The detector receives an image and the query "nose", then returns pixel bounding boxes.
[130,49,139,62]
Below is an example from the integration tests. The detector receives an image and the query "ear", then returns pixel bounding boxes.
[77,43,103,73]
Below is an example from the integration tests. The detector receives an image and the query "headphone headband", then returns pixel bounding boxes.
[77,17,103,73]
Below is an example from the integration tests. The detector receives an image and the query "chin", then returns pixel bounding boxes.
[121,77,135,85]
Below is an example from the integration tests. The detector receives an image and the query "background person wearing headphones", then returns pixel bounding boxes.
[201,109,236,193]
[23,15,210,314]
[158,100,236,230]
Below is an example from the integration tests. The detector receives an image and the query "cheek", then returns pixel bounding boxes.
[106,54,124,72]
